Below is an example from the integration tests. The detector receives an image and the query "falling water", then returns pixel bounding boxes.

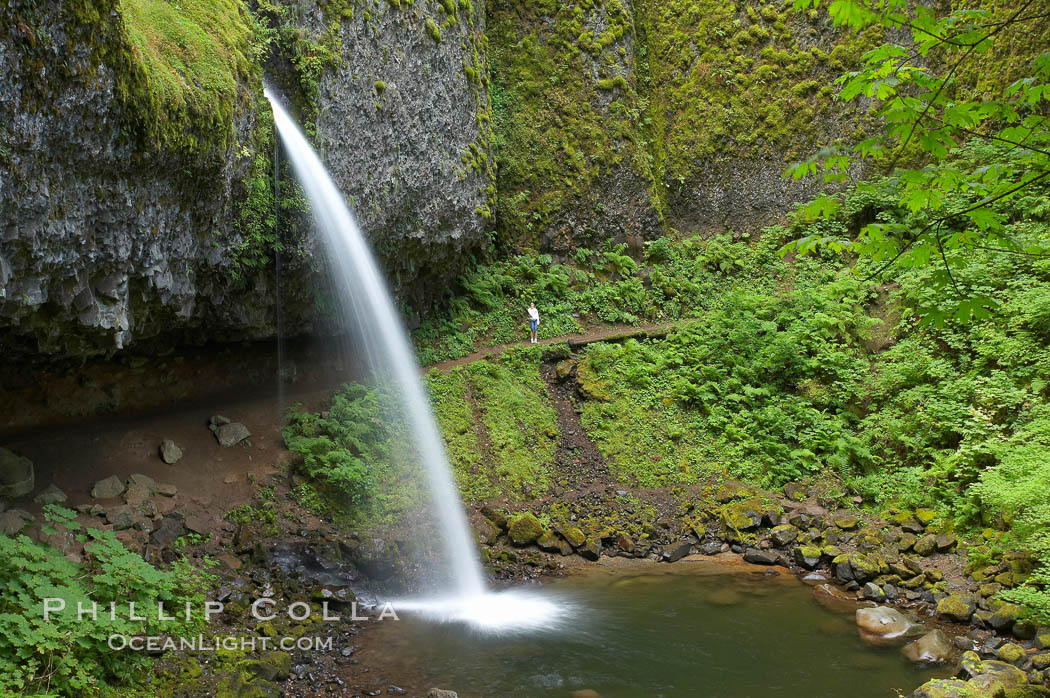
[267,89,571,633]
[266,88,485,599]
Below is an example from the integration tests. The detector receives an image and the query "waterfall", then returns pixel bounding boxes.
[266,89,569,632]
[266,89,485,599]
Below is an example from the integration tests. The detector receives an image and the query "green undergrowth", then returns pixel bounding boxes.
[565,145,1050,621]
[412,231,786,365]
[283,383,427,526]
[284,348,560,515]
[0,507,215,697]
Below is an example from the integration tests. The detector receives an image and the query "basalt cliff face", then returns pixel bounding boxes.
[0,0,493,359]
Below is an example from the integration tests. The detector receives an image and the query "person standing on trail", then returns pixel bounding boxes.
[527,302,540,344]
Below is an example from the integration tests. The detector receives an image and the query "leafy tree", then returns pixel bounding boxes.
[784,0,1050,323]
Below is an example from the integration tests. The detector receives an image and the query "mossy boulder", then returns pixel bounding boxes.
[976,659,1028,690]
[935,533,958,552]
[507,513,544,546]
[913,534,938,556]
[905,678,974,698]
[244,651,292,682]
[794,545,822,569]
[996,643,1026,666]
[721,501,762,531]
[1032,653,1050,671]
[555,523,586,548]
[536,530,564,554]
[848,551,885,583]
[832,513,860,530]
[579,538,602,561]
[988,603,1023,632]
[770,524,799,547]
[936,594,976,623]
[1037,631,1050,650]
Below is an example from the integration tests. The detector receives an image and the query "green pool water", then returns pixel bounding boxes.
[373,560,950,698]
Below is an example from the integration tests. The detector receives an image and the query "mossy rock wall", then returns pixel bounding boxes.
[488,0,1044,250]
[0,0,319,357]
[272,0,494,309]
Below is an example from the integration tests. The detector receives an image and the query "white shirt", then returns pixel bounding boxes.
[528,307,539,321]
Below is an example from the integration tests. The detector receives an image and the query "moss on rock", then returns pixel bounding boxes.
[937,594,976,623]
[507,512,544,545]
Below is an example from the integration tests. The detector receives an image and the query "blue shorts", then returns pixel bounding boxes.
[530,319,538,332]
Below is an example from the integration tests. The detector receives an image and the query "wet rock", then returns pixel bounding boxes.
[616,534,635,555]
[507,512,543,546]
[184,514,211,536]
[856,606,925,646]
[699,540,722,555]
[770,524,799,547]
[936,594,976,623]
[579,539,602,561]
[0,447,34,499]
[474,516,501,546]
[91,475,125,499]
[661,541,692,563]
[105,505,149,531]
[34,484,67,505]
[743,549,779,565]
[388,687,407,696]
[0,509,33,535]
[794,545,822,569]
[159,439,183,464]
[862,582,886,602]
[480,505,508,530]
[128,473,156,491]
[913,534,938,556]
[214,422,251,447]
[902,630,954,664]
[536,530,563,553]
[848,551,884,583]
[897,533,919,552]
[124,483,153,510]
[150,516,185,548]
[427,689,459,698]
[813,583,863,613]
[959,650,984,679]
[208,415,231,429]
